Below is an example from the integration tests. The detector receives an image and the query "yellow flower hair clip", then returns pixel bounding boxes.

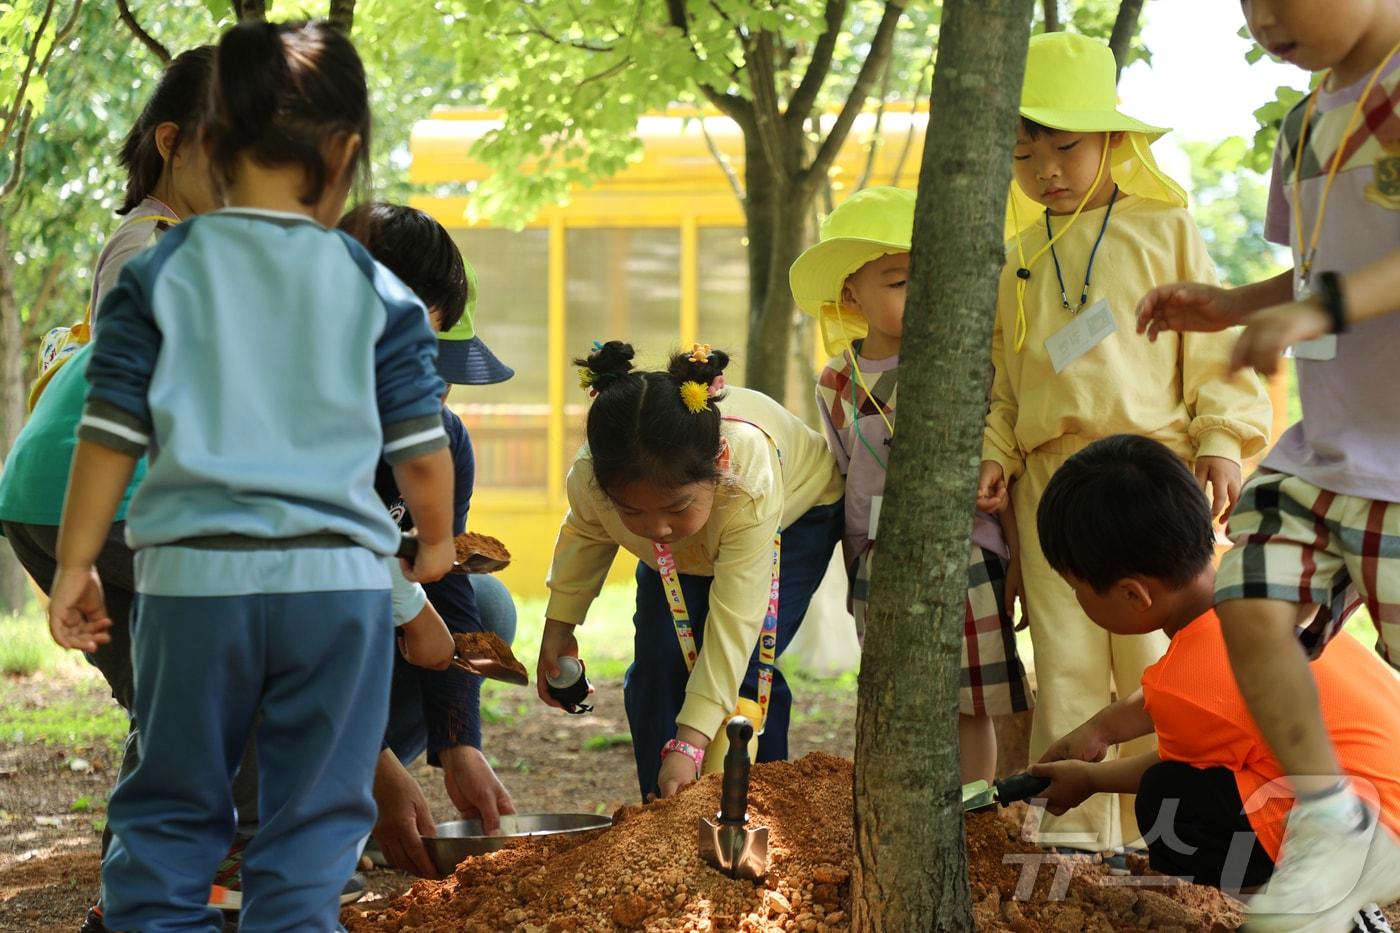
[578,367,596,391]
[679,380,710,413]
[688,343,712,364]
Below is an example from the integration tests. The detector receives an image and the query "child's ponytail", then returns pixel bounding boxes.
[574,341,730,498]
[207,20,371,206]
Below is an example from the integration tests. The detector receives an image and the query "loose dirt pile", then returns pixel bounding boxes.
[456,531,510,573]
[452,631,529,681]
[346,753,1246,932]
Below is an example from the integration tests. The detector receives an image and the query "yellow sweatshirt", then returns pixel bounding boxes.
[984,195,1271,478]
[545,386,844,738]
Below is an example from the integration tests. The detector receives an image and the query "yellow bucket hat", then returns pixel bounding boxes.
[788,186,914,356]
[1004,31,1186,237]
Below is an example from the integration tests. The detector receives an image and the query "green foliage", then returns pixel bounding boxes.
[0,604,65,676]
[1181,137,1289,287]
[0,686,128,750]
[582,733,633,750]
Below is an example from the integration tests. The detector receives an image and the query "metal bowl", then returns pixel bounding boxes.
[425,813,612,876]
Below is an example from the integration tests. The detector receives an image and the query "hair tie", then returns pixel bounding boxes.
[688,343,712,364]
[679,381,710,413]
[591,340,604,351]
[707,374,725,397]
[577,367,596,391]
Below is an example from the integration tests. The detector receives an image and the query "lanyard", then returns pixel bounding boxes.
[846,343,895,471]
[1292,38,1400,288]
[653,532,781,729]
[1045,184,1118,312]
[652,416,782,730]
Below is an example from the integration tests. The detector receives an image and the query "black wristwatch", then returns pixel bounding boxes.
[1312,271,1348,334]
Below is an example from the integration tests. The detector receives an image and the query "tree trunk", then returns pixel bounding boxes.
[1109,0,1146,78]
[851,0,1033,929]
[234,0,266,22]
[327,0,355,32]
[1043,0,1060,32]
[0,224,33,611]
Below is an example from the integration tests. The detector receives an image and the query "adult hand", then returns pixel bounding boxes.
[536,619,586,709]
[1229,299,1331,376]
[1135,281,1247,341]
[1027,759,1097,817]
[976,461,1008,513]
[402,537,455,584]
[371,750,439,879]
[47,566,112,652]
[440,745,515,835]
[1005,553,1029,632]
[1194,456,1243,522]
[1038,720,1110,767]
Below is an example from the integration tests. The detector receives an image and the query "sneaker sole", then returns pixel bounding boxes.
[1246,827,1400,933]
[208,883,364,912]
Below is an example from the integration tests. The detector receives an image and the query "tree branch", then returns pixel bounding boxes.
[745,30,789,177]
[0,105,35,203]
[1042,0,1060,32]
[784,0,847,130]
[327,0,355,33]
[663,0,751,125]
[116,0,171,64]
[24,253,67,339]
[803,0,906,190]
[1,0,56,156]
[698,115,745,204]
[889,46,934,186]
[1108,0,1144,78]
[855,55,894,190]
[235,0,266,22]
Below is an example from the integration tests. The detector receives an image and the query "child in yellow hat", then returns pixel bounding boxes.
[791,186,1033,787]
[975,32,1273,857]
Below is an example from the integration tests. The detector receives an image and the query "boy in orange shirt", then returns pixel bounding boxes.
[1028,435,1400,929]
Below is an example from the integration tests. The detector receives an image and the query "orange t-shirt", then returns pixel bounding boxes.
[1141,610,1400,860]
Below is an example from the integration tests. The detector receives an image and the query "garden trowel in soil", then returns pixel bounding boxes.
[961,772,1052,812]
[698,716,769,881]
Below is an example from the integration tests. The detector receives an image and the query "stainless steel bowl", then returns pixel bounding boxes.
[425,813,612,876]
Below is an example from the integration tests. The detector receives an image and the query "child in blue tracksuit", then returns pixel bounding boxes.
[46,21,456,933]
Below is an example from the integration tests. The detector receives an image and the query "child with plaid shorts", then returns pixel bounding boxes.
[1136,2,1400,926]
[791,186,1033,787]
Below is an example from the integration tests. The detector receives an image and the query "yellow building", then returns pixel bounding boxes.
[409,106,927,597]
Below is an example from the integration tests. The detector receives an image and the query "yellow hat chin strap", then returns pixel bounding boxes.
[818,303,869,358]
[1010,136,1110,352]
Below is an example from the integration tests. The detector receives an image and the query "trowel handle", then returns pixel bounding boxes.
[995,772,1051,806]
[396,535,417,562]
[719,716,754,826]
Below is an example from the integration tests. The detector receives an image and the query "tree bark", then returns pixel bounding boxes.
[1109,0,1145,78]
[327,0,355,33]
[0,224,32,611]
[234,0,266,22]
[851,0,1032,929]
[1043,0,1060,32]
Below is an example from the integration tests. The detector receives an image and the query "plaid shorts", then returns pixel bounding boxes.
[1216,471,1399,669]
[854,542,1034,716]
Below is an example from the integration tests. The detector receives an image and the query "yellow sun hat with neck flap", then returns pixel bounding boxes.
[789,185,915,357]
[1004,31,1186,238]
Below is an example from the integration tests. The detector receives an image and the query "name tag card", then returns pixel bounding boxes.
[868,495,882,542]
[1292,274,1338,360]
[1045,298,1117,373]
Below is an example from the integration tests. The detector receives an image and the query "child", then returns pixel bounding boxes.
[1027,435,1400,931]
[341,202,518,872]
[45,21,456,932]
[975,31,1273,855]
[790,185,1033,786]
[537,342,844,800]
[1134,1,1400,924]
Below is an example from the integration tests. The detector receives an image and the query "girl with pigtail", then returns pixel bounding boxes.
[538,341,844,799]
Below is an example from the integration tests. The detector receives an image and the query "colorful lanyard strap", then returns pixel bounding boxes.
[1292,38,1400,289]
[652,416,782,729]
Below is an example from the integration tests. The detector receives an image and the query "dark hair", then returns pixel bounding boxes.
[576,341,731,497]
[337,203,468,332]
[1020,117,1056,140]
[116,46,216,215]
[207,20,370,206]
[1037,435,1215,593]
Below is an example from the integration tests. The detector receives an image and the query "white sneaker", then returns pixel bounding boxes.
[1245,792,1400,933]
[1354,903,1395,933]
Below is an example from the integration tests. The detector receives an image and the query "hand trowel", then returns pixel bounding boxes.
[698,716,769,880]
[961,772,1052,812]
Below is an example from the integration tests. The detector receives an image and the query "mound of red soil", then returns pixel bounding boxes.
[344,753,1243,932]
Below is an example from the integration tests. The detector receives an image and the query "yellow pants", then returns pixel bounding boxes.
[1013,440,1168,852]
